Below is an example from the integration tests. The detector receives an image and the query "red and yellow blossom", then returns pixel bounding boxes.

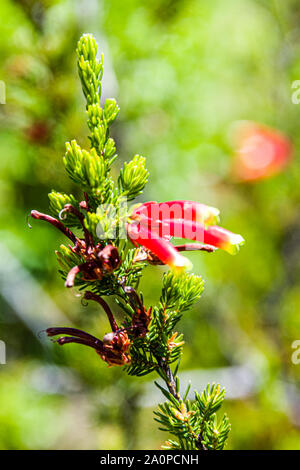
[132,200,220,226]
[127,222,192,274]
[127,200,244,272]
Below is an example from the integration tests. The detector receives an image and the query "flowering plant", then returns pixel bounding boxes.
[30,34,244,450]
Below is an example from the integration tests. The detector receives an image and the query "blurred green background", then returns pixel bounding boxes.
[0,0,300,449]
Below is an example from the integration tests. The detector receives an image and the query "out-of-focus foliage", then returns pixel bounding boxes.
[0,0,300,449]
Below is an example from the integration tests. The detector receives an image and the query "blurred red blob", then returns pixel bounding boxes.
[25,120,51,144]
[232,122,293,182]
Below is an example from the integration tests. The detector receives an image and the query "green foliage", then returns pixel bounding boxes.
[43,33,149,300]
[76,34,119,184]
[126,271,204,376]
[114,248,146,289]
[103,98,120,126]
[119,155,149,200]
[55,244,84,279]
[76,34,103,107]
[51,33,151,301]
[48,191,80,228]
[160,271,204,314]
[155,382,230,450]
[63,140,106,195]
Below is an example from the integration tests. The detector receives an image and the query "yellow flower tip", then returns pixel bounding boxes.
[206,207,221,225]
[196,206,220,226]
[224,234,245,255]
[170,254,193,275]
[129,203,143,218]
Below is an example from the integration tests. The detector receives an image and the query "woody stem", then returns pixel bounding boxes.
[157,357,180,400]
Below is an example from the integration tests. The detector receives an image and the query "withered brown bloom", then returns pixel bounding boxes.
[46,326,131,367]
[30,206,121,288]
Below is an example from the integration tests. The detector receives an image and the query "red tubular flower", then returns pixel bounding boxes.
[127,222,192,274]
[153,219,244,255]
[127,200,244,271]
[132,200,220,226]
[201,225,244,255]
[232,121,292,182]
